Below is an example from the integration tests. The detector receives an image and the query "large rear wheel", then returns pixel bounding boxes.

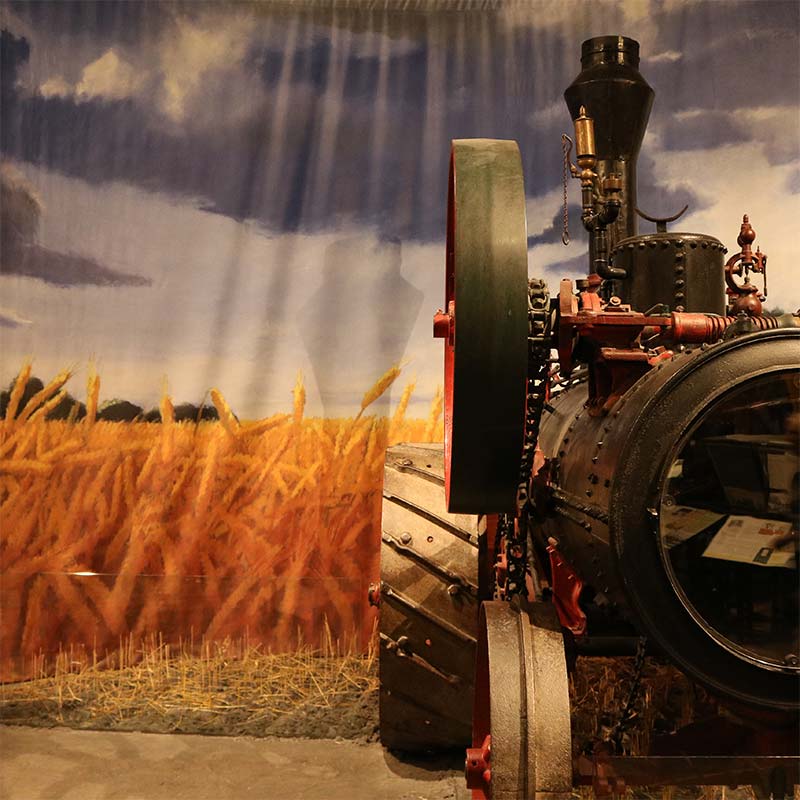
[377,443,484,751]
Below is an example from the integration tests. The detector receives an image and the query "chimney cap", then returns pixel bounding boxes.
[581,36,640,67]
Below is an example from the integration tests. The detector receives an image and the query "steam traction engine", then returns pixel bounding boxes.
[374,36,799,797]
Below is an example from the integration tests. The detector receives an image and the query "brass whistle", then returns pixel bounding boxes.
[573,106,597,171]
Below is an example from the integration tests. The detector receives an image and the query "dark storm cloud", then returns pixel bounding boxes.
[0,311,28,328]
[8,0,179,46]
[1,146,150,287]
[528,205,581,247]
[3,245,150,288]
[1,2,797,243]
[643,1,800,112]
[636,152,707,223]
[540,251,589,283]
[658,110,750,152]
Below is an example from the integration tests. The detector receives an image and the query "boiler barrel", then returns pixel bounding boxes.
[537,329,800,712]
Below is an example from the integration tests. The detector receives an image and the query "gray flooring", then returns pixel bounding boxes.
[0,726,469,800]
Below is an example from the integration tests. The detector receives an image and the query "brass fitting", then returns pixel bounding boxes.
[573,106,597,168]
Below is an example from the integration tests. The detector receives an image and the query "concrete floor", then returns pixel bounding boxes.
[0,726,470,800]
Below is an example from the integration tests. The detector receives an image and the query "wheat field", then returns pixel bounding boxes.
[0,364,443,682]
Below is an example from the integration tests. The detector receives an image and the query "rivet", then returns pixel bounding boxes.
[690,242,697,249]
[400,532,412,544]
[586,489,593,497]
[648,241,657,248]
[638,242,646,250]
[675,239,684,247]
[675,279,685,288]
[675,292,685,300]
[676,305,685,312]
[591,456,599,463]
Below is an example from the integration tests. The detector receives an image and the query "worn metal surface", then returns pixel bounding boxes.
[611,232,726,314]
[471,601,572,799]
[564,36,654,276]
[537,329,800,711]
[378,443,483,751]
[439,139,529,514]
[575,755,800,794]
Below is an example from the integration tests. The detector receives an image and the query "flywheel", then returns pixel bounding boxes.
[434,139,530,514]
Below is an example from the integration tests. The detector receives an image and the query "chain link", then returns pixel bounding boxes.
[607,636,648,752]
[561,134,573,246]
[496,278,553,600]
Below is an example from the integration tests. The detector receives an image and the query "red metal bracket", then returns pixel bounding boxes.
[547,538,587,635]
[465,734,492,796]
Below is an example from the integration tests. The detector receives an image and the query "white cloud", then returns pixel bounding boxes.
[526,186,566,238]
[527,100,570,129]
[76,50,142,101]
[31,13,264,127]
[645,49,683,64]
[656,142,799,310]
[39,76,72,99]
[157,15,256,123]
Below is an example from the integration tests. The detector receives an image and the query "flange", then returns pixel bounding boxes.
[435,139,529,514]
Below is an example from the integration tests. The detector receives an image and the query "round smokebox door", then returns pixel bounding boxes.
[659,370,800,672]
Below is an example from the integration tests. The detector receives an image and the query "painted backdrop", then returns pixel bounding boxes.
[1,0,799,679]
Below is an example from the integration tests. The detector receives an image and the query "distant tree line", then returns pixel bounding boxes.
[1,376,219,423]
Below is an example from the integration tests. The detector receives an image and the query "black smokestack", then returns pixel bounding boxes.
[564,36,654,250]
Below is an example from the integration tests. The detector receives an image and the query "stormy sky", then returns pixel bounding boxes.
[1,1,798,417]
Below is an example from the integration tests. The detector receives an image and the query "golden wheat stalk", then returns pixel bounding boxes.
[292,371,306,427]
[356,365,401,420]
[4,361,32,425]
[16,369,72,424]
[85,364,100,425]
[210,389,239,437]
[26,390,68,425]
[0,458,53,476]
[424,385,444,441]
[160,389,175,461]
[389,378,416,439]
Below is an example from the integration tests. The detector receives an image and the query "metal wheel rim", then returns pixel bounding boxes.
[470,601,573,799]
[443,139,529,514]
